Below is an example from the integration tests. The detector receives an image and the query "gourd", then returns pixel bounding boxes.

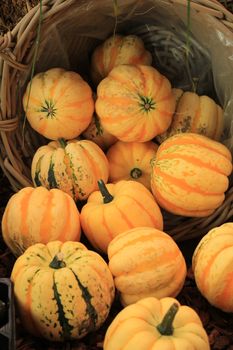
[95,64,176,142]
[91,34,152,86]
[106,140,158,190]
[80,180,163,254]
[1,186,81,256]
[11,241,115,341]
[104,296,210,350]
[157,91,223,143]
[192,222,233,312]
[23,67,94,140]
[151,133,232,217]
[31,139,109,201]
[107,227,186,306]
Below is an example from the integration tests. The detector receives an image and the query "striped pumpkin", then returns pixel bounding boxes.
[1,187,81,256]
[31,139,109,201]
[91,34,152,86]
[80,180,163,254]
[157,91,224,143]
[11,241,115,341]
[107,227,186,306]
[192,222,233,312]
[23,67,94,140]
[106,140,158,190]
[151,133,232,217]
[95,64,176,142]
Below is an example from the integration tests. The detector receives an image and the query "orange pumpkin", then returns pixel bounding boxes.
[31,139,109,201]
[108,227,186,306]
[151,133,232,217]
[157,91,224,143]
[90,34,152,86]
[80,180,163,253]
[23,68,94,140]
[1,187,81,256]
[192,222,233,312]
[95,64,176,142]
[106,140,158,190]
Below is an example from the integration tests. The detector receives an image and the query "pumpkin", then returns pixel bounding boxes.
[1,187,81,257]
[104,296,210,350]
[95,64,176,142]
[108,227,186,306]
[90,34,152,86]
[157,91,224,143]
[23,67,94,140]
[80,180,163,254]
[106,140,158,190]
[31,139,109,201]
[82,113,117,151]
[192,222,233,312]
[11,240,115,341]
[151,133,232,217]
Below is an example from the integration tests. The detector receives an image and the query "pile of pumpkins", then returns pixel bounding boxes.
[1,34,233,349]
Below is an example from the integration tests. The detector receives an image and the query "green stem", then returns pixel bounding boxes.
[49,254,66,269]
[156,303,179,335]
[130,167,142,179]
[97,179,114,204]
[58,138,67,149]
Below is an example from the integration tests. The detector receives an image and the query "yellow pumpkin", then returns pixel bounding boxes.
[108,227,186,306]
[31,139,109,201]
[11,241,115,341]
[151,133,232,217]
[192,222,233,312]
[157,91,224,143]
[104,296,210,350]
[23,67,94,140]
[1,187,81,256]
[90,34,152,86]
[95,64,176,142]
[106,140,158,190]
[80,180,163,254]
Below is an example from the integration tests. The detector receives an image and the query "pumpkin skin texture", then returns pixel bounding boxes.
[151,133,232,217]
[23,68,94,140]
[31,139,109,201]
[106,140,158,190]
[107,227,187,306]
[95,64,176,142]
[192,222,233,312]
[104,296,210,350]
[157,91,224,143]
[1,187,81,257]
[82,114,117,151]
[11,241,115,341]
[80,180,163,254]
[90,34,152,86]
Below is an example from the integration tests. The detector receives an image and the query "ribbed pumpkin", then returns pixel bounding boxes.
[82,114,117,151]
[23,67,94,140]
[1,187,81,256]
[151,133,232,217]
[157,91,224,143]
[104,297,210,350]
[11,241,115,341]
[95,64,176,142]
[90,34,152,86]
[108,227,186,306]
[80,180,163,254]
[192,222,233,312]
[31,139,109,201]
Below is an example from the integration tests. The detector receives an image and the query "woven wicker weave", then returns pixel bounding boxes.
[0,0,233,241]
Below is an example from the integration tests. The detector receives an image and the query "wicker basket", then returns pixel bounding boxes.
[0,0,233,242]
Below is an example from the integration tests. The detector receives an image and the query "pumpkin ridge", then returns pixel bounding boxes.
[47,157,59,189]
[20,188,35,248]
[56,194,72,242]
[114,202,135,228]
[63,148,81,199]
[108,36,123,72]
[214,270,233,308]
[33,156,43,187]
[39,191,54,243]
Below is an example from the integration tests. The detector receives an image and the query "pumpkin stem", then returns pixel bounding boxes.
[130,167,142,179]
[97,179,114,203]
[58,138,67,149]
[156,303,179,336]
[49,252,66,269]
